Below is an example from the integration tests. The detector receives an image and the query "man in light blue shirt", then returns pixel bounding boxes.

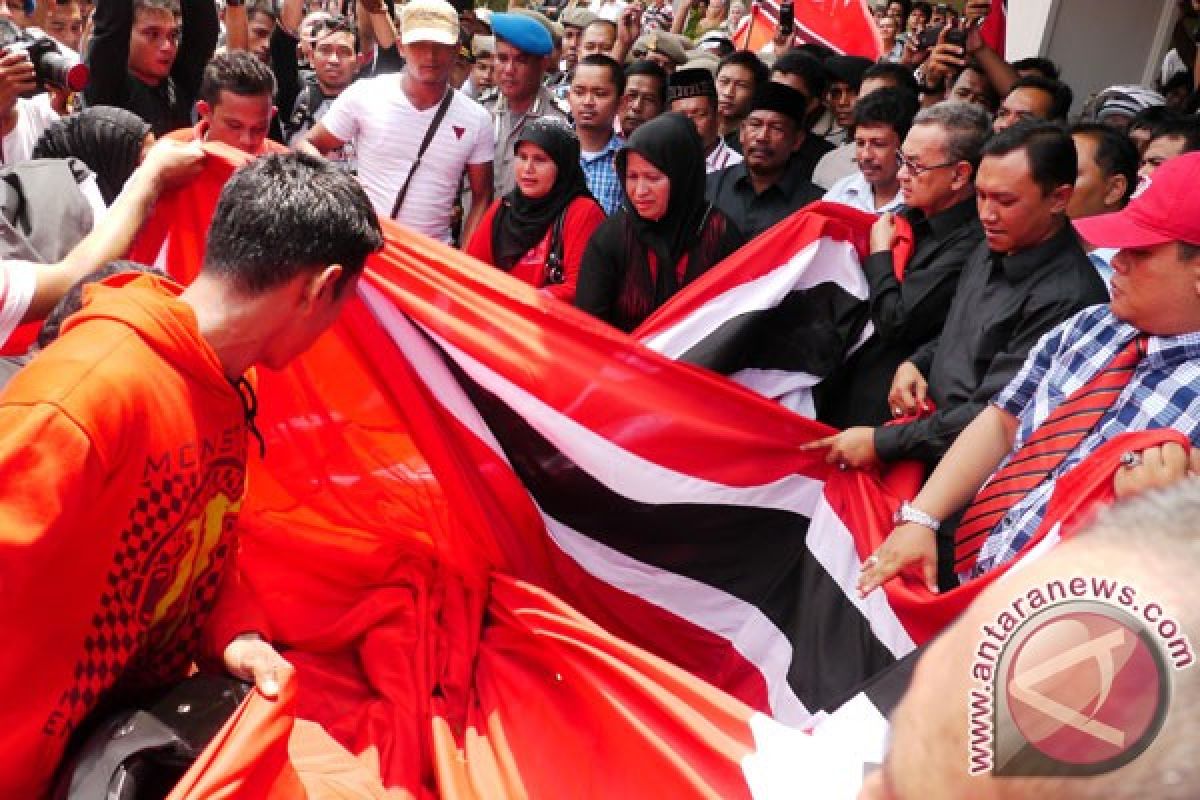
[823,88,915,214]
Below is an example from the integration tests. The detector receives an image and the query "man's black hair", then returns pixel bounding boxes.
[1011,56,1061,81]
[769,50,827,100]
[37,261,165,350]
[717,49,768,86]
[852,87,918,141]
[981,120,1077,196]
[204,152,383,296]
[198,50,277,105]
[793,42,835,62]
[575,53,625,94]
[623,59,668,105]
[1070,122,1139,205]
[1008,74,1073,122]
[1129,105,1182,135]
[1147,115,1200,151]
[910,1,932,18]
[861,60,920,98]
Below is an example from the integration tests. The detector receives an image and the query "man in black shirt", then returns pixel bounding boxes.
[807,122,1108,470]
[84,0,218,136]
[705,82,823,238]
[817,101,991,429]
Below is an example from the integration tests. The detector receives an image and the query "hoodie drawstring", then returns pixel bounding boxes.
[231,376,266,459]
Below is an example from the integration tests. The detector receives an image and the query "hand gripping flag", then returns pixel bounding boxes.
[114,150,1154,798]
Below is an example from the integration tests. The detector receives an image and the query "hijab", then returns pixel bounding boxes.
[33,107,152,206]
[492,117,593,270]
[614,111,710,297]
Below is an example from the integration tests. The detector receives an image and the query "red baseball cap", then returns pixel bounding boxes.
[1074,151,1200,249]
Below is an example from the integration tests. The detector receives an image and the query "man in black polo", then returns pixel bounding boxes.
[807,121,1108,472]
[817,100,991,429]
[705,82,823,238]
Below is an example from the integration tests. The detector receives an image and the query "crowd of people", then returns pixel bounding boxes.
[3,0,1200,793]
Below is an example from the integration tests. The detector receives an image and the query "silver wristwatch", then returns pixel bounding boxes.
[893,501,941,532]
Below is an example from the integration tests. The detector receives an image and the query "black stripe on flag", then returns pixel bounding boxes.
[435,339,898,713]
[678,284,870,380]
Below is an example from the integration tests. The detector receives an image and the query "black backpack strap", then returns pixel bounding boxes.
[390,89,455,220]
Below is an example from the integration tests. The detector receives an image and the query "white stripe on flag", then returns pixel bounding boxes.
[639,236,868,360]
[807,493,917,659]
[543,514,812,726]
[729,368,820,417]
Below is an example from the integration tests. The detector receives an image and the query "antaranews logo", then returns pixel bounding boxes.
[966,577,1194,777]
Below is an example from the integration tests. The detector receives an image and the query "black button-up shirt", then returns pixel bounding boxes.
[705,157,824,238]
[817,197,984,428]
[873,221,1109,466]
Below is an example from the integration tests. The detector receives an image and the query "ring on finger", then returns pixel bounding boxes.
[863,554,880,570]
[1120,451,1142,469]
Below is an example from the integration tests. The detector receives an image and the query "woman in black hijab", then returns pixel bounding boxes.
[466,117,606,303]
[575,111,745,332]
[33,107,153,206]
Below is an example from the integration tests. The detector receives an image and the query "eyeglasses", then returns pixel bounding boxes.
[895,151,959,176]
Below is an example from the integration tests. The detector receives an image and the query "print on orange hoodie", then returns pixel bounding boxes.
[0,273,263,797]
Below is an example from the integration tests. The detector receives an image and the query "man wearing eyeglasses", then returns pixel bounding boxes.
[817,101,989,429]
[808,123,1108,575]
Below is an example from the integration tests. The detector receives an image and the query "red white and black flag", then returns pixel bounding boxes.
[104,150,1160,798]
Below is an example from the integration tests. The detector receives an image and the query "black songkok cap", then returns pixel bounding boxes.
[749,82,809,126]
[667,67,717,104]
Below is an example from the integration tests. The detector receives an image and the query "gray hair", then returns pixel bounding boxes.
[912,100,992,170]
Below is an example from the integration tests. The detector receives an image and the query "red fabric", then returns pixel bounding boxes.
[118,152,1156,797]
[733,0,882,59]
[953,335,1147,573]
[978,0,1007,57]
[824,428,1187,648]
[165,124,290,155]
[463,196,605,304]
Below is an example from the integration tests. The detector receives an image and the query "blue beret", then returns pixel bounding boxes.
[490,12,554,57]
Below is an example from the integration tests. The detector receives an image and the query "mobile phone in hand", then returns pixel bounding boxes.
[779,0,794,36]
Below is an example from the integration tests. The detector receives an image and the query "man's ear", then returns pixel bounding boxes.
[1103,173,1129,211]
[302,264,345,309]
[949,161,973,192]
[1047,183,1073,216]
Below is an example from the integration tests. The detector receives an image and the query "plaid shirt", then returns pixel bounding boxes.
[969,304,1200,577]
[581,134,624,216]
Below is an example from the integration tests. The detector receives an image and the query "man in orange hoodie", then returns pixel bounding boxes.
[0,152,383,796]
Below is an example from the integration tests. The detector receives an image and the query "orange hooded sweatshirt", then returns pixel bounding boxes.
[0,273,265,797]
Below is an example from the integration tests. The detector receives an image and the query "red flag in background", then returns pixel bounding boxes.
[734,0,882,59]
[978,0,1007,56]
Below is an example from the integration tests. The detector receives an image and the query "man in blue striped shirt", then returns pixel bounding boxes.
[570,54,625,215]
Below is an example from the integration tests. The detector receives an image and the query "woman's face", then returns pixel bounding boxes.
[624,151,670,222]
[514,141,559,200]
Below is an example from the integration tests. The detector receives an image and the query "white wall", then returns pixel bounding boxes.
[1005,0,1178,115]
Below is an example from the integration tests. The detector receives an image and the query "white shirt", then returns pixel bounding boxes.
[2,94,59,168]
[589,0,626,21]
[322,75,495,243]
[823,170,904,214]
[705,138,743,174]
[0,259,37,347]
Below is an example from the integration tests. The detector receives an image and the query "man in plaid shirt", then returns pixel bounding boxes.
[570,54,625,215]
[858,151,1200,595]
